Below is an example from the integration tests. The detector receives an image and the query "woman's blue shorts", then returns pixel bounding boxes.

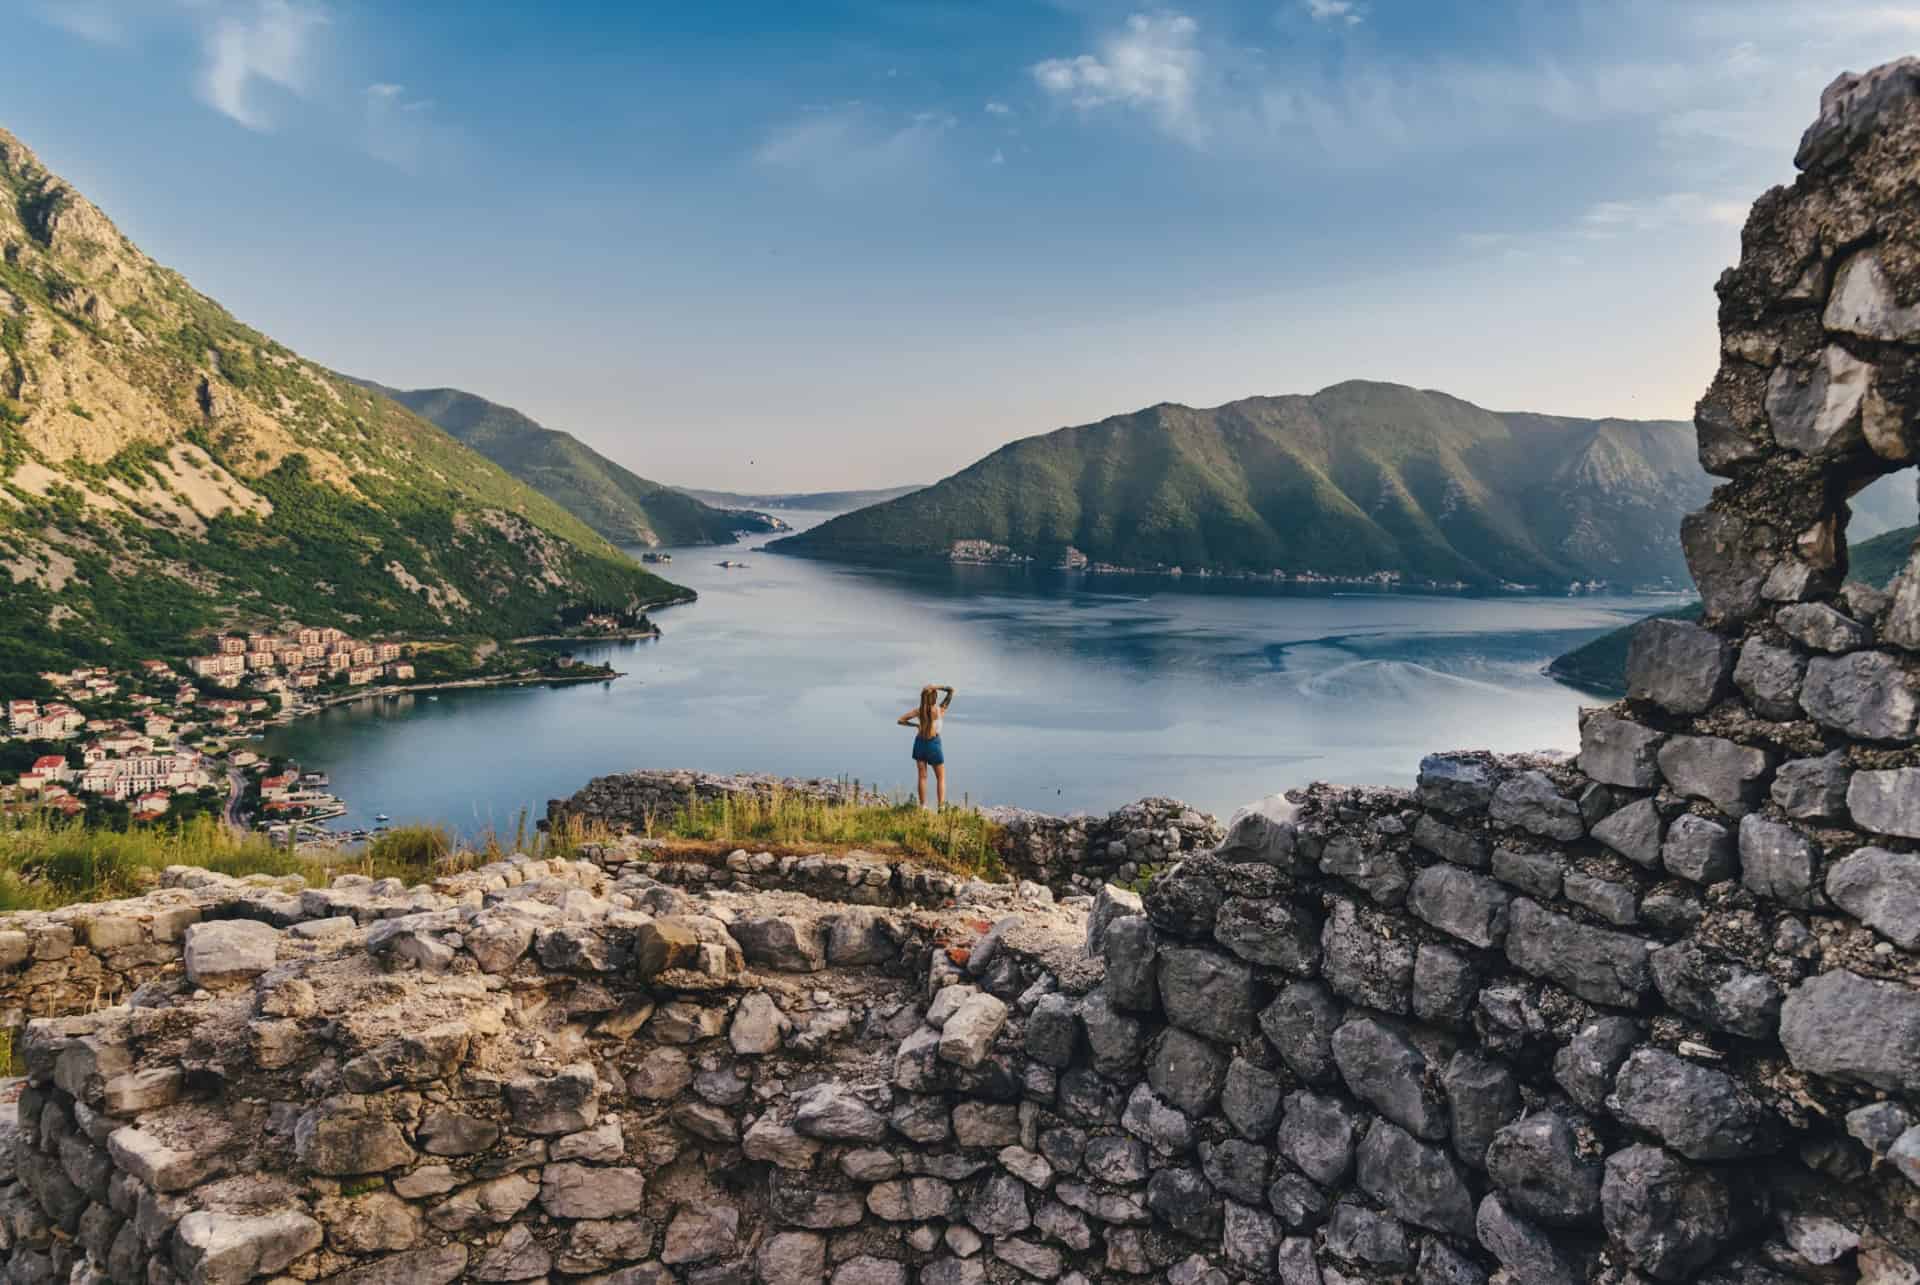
[913,735,945,766]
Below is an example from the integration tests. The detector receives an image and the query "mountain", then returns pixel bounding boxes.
[1546,524,1916,694]
[1847,471,1916,541]
[679,484,925,513]
[771,382,1714,587]
[0,126,685,676]
[358,383,786,547]
[1850,520,1919,587]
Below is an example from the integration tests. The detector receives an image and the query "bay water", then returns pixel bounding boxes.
[257,509,1661,833]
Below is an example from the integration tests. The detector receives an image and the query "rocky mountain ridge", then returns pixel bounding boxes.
[0,126,684,673]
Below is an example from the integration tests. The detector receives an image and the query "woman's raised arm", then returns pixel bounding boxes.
[896,708,920,727]
[939,685,956,709]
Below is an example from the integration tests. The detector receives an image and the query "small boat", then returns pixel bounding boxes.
[426,695,439,701]
[374,813,391,822]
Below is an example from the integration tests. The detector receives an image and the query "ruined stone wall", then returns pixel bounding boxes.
[547,771,881,835]
[0,861,619,1034]
[985,801,1224,895]
[550,770,1225,894]
[583,842,979,909]
[4,57,1920,1285]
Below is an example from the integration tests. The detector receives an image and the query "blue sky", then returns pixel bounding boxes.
[6,1,1918,489]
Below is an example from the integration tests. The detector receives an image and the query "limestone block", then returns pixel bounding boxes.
[1627,619,1733,713]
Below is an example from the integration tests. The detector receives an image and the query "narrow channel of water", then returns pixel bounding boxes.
[257,510,1659,834]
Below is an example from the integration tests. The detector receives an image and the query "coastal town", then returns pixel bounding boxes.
[0,622,432,833]
[0,606,647,843]
[0,626,430,836]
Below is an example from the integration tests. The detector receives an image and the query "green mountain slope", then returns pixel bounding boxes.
[1546,524,1916,695]
[772,382,1713,587]
[0,126,685,675]
[359,383,785,547]
[1850,522,1918,587]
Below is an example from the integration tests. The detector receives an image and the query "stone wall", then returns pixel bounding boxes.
[986,800,1225,894]
[582,841,984,909]
[0,859,628,1036]
[550,770,1225,894]
[547,772,881,835]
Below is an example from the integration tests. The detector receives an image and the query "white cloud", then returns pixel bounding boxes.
[31,0,452,168]
[1026,0,1920,170]
[362,82,440,171]
[1578,192,1748,237]
[38,1,125,44]
[985,100,1013,116]
[1032,11,1207,142]
[199,0,330,130]
[991,147,1006,165]
[1304,0,1364,25]
[754,105,955,191]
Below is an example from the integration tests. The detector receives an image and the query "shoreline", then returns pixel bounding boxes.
[510,628,661,644]
[293,666,627,716]
[235,668,626,840]
[760,543,1693,596]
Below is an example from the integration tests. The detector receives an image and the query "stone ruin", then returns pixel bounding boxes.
[2,57,1920,1285]
[547,771,1225,895]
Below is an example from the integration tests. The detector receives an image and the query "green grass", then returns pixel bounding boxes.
[650,788,1004,877]
[363,824,454,872]
[0,813,305,911]
[0,811,610,913]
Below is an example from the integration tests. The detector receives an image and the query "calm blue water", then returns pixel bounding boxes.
[256,509,1669,833]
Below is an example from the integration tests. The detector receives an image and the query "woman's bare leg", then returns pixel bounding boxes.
[916,762,929,808]
[934,764,948,808]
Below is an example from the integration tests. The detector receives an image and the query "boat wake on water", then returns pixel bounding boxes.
[1294,658,1512,701]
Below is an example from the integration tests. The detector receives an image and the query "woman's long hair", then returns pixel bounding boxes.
[917,685,939,733]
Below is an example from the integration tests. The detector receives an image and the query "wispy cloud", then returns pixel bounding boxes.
[37,1,125,44]
[30,0,452,169]
[198,0,330,130]
[1578,192,1748,237]
[1032,12,1207,143]
[1304,0,1364,25]
[1029,0,1920,168]
[985,100,1013,116]
[362,82,440,171]
[754,105,956,191]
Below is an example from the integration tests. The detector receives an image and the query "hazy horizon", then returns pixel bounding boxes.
[9,0,1918,489]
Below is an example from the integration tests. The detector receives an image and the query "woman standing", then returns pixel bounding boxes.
[897,683,956,808]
